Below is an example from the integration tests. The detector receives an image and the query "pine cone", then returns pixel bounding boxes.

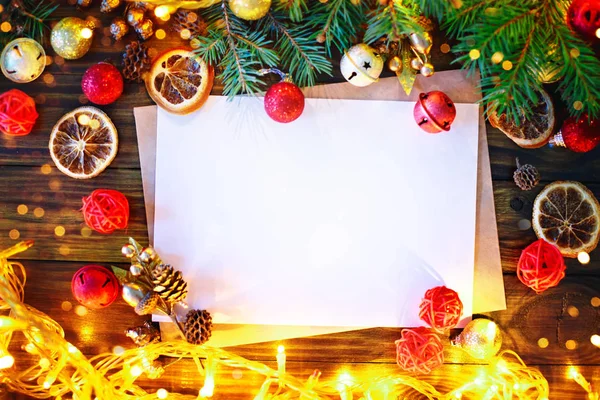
[134,291,160,315]
[513,158,540,191]
[151,264,188,303]
[122,41,150,83]
[184,309,212,345]
[171,10,207,39]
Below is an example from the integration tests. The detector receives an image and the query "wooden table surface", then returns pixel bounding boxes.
[1,4,599,399]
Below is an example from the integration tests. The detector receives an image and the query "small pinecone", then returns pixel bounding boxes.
[134,291,160,315]
[171,10,207,39]
[513,158,540,191]
[151,264,188,303]
[122,41,150,83]
[184,309,212,345]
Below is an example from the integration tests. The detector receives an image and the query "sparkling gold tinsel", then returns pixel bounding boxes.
[0,241,556,399]
[50,17,94,60]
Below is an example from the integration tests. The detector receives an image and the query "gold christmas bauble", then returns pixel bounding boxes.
[420,62,435,77]
[51,17,94,60]
[388,56,402,73]
[453,319,502,360]
[410,57,423,71]
[228,0,271,21]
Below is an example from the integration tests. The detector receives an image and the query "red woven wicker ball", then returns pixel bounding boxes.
[81,189,129,234]
[413,91,456,134]
[71,265,120,309]
[0,89,39,136]
[395,327,444,374]
[418,286,463,332]
[517,239,566,293]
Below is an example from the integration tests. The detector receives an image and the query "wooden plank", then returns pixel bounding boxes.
[12,259,600,365]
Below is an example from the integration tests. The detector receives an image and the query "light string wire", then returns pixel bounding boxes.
[0,242,554,399]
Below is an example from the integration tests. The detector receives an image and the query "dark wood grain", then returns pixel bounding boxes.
[1,3,599,399]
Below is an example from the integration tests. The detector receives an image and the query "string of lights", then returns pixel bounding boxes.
[0,242,594,400]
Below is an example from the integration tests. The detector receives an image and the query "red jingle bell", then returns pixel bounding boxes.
[82,62,124,105]
[413,91,457,133]
[71,265,120,309]
[550,115,600,153]
[567,0,600,45]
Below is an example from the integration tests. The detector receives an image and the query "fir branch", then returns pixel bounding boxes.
[307,0,366,56]
[364,0,424,45]
[260,12,333,87]
[275,0,308,22]
[195,1,278,97]
[0,0,57,46]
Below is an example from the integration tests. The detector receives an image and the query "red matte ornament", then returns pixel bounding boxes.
[81,189,129,234]
[71,265,120,309]
[395,327,444,374]
[0,89,39,136]
[418,286,463,332]
[517,239,566,293]
[264,81,305,123]
[567,0,600,45]
[413,91,457,133]
[81,62,124,105]
[550,115,600,153]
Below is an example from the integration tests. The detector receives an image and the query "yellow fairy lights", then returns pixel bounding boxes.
[0,241,588,400]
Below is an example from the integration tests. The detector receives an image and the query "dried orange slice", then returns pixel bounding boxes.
[488,88,555,149]
[49,106,118,179]
[145,48,213,115]
[532,181,600,258]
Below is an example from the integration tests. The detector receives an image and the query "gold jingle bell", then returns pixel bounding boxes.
[1,38,46,83]
[229,0,272,21]
[388,56,402,73]
[409,31,432,54]
[410,57,423,71]
[420,62,435,77]
[340,43,384,87]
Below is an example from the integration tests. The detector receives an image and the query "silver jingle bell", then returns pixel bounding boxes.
[130,264,144,276]
[420,63,435,77]
[410,57,423,71]
[1,38,46,83]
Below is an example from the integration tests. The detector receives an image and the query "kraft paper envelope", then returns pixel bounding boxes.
[134,70,505,347]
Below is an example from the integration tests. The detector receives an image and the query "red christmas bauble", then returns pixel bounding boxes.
[81,62,124,105]
[517,239,566,293]
[551,115,600,153]
[413,91,457,133]
[418,286,463,332]
[395,327,444,374]
[567,0,600,44]
[71,265,120,309]
[264,82,305,123]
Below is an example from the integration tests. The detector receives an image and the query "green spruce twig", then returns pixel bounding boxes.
[0,0,58,46]
[364,0,424,45]
[306,0,365,56]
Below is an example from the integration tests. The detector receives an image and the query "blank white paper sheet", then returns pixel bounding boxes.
[154,96,479,328]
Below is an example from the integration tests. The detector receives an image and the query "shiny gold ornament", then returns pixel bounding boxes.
[130,264,143,276]
[110,17,129,41]
[122,282,147,307]
[140,247,156,263]
[127,6,146,27]
[122,244,136,258]
[76,0,93,6]
[101,0,123,12]
[228,0,271,21]
[410,57,423,71]
[50,17,94,60]
[1,38,46,83]
[409,31,432,54]
[135,18,154,40]
[420,62,434,77]
[388,56,402,73]
[453,319,503,360]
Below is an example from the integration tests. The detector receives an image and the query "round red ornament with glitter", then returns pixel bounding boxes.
[264,81,305,123]
[395,327,444,374]
[413,91,457,133]
[81,62,124,105]
[0,89,39,136]
[567,0,600,45]
[517,239,566,293]
[71,265,120,309]
[81,189,129,234]
[550,115,600,153]
[418,286,463,332]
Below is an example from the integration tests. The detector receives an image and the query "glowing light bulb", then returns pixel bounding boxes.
[596,28,600,39]
[513,383,521,391]
[577,251,590,265]
[155,6,170,19]
[199,379,214,398]
[39,358,50,369]
[43,380,51,389]
[156,388,168,399]
[591,335,600,347]
[454,392,462,399]
[0,354,14,369]
[67,343,78,354]
[81,28,93,39]
[130,365,143,377]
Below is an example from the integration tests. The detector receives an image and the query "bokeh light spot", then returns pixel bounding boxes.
[469,49,480,60]
[537,337,549,348]
[58,245,70,256]
[33,207,45,218]
[41,164,52,175]
[17,205,28,215]
[565,339,577,350]
[74,305,87,316]
[567,306,579,318]
[8,229,20,240]
[54,226,66,237]
[61,301,72,311]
